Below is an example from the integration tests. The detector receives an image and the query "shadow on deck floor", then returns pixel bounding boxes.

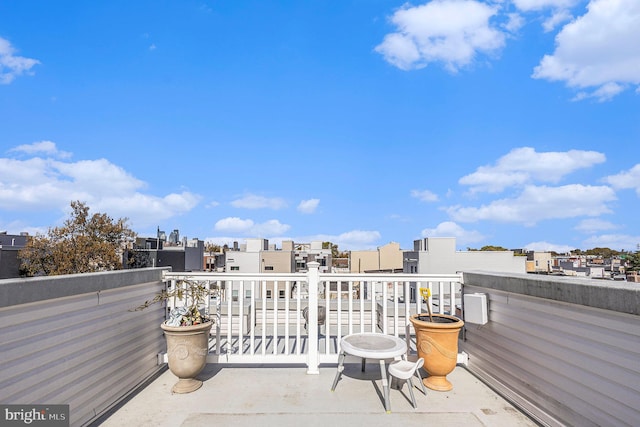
[98,363,537,427]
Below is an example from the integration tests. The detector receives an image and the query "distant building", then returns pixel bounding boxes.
[223,238,293,300]
[219,238,334,300]
[350,242,404,273]
[0,232,28,279]
[289,240,331,273]
[403,237,526,302]
[526,251,553,273]
[405,237,526,275]
[126,228,204,272]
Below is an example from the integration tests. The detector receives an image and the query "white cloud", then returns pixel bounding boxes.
[532,0,640,100]
[448,184,616,224]
[411,189,439,202]
[231,193,287,209]
[375,0,506,72]
[306,230,382,250]
[8,140,71,159]
[0,145,202,228]
[503,13,525,33]
[0,219,46,237]
[297,198,320,214]
[582,233,640,251]
[52,159,145,194]
[252,219,291,236]
[338,230,382,246]
[572,81,625,102]
[95,192,200,227]
[542,9,573,32]
[0,37,40,84]
[524,241,576,252]
[214,217,254,233]
[513,0,581,11]
[574,218,618,233]
[603,164,640,195]
[459,147,606,193]
[214,217,290,236]
[420,221,486,246]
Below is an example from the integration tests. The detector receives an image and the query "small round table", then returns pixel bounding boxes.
[330,333,407,413]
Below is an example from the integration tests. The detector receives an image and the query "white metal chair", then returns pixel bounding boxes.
[387,357,425,409]
[301,305,326,333]
[405,353,427,395]
[404,323,427,395]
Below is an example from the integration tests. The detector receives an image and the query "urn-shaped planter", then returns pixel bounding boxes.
[161,320,213,393]
[409,313,464,391]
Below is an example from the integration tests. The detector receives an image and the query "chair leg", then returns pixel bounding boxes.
[407,377,417,408]
[331,352,345,391]
[415,367,427,395]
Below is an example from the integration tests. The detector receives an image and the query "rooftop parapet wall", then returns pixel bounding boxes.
[0,267,170,308]
[463,270,640,316]
[0,268,167,427]
[461,271,640,427]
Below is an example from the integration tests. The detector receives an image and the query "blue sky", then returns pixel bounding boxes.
[1,0,639,252]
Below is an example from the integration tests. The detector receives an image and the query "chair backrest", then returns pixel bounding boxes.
[415,357,424,371]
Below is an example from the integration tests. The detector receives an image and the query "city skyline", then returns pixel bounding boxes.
[1,1,639,252]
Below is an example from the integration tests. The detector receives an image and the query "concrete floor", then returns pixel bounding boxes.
[98,363,538,427]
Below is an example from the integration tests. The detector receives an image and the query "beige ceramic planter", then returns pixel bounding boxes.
[161,320,213,393]
[409,313,464,391]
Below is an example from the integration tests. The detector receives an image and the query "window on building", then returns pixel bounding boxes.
[245,290,252,299]
[232,290,238,302]
[230,266,240,271]
[266,289,272,299]
[279,289,285,299]
[264,266,274,271]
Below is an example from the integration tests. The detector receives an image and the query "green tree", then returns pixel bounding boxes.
[479,245,509,251]
[585,247,620,258]
[624,251,640,272]
[323,241,349,266]
[205,243,223,253]
[322,241,340,259]
[19,201,136,276]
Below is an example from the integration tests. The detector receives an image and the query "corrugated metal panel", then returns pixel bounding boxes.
[0,270,166,427]
[461,283,640,427]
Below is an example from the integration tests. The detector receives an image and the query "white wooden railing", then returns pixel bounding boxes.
[162,262,463,373]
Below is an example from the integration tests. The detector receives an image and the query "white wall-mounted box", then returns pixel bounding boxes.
[464,293,488,325]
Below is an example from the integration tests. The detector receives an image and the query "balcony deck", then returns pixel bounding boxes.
[98,364,537,427]
[4,268,638,426]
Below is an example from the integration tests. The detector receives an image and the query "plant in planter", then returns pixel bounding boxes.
[409,287,464,392]
[134,279,214,393]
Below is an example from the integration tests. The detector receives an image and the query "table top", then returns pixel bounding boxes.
[340,333,407,359]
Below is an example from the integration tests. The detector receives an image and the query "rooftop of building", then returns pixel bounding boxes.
[1,267,638,427]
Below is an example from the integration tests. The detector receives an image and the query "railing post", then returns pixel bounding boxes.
[306,262,320,374]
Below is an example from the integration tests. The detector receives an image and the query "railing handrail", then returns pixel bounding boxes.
[161,267,463,373]
[163,270,463,282]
